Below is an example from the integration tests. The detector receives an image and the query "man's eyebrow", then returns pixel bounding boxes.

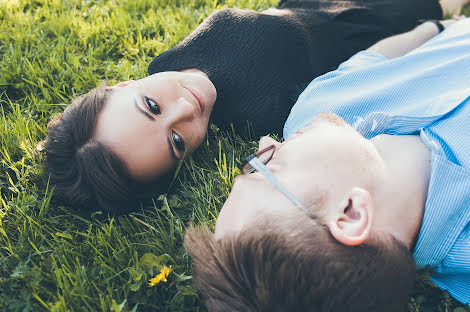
[167,138,179,161]
[134,100,154,120]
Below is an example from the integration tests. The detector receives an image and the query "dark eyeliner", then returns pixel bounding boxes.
[144,96,161,115]
[172,132,186,153]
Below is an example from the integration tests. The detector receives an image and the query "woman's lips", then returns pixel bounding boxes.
[184,86,205,113]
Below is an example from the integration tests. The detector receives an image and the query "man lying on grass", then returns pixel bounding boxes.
[184,17,470,311]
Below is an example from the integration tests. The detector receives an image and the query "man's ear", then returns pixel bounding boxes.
[106,80,135,91]
[327,187,374,246]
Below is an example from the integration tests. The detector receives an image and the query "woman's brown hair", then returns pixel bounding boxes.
[44,86,169,214]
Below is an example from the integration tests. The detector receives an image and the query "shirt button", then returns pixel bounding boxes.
[371,119,378,132]
[431,140,440,151]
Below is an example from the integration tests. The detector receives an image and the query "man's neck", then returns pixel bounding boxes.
[370,134,432,250]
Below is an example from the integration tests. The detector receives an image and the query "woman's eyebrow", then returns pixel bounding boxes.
[134,100,154,121]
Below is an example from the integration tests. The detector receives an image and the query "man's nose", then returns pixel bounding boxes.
[166,98,195,123]
[258,136,280,151]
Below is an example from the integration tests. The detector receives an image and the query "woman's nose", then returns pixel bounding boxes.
[166,98,195,123]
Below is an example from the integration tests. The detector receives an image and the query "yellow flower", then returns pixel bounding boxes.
[148,265,173,287]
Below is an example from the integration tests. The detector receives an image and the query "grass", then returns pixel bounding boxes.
[0,0,469,311]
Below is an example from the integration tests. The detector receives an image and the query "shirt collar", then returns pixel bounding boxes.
[413,153,470,268]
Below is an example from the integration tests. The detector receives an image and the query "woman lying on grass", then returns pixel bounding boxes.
[44,0,442,213]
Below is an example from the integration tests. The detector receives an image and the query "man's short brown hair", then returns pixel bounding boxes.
[184,215,415,312]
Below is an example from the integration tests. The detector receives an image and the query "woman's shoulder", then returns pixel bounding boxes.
[199,7,312,31]
[148,6,317,76]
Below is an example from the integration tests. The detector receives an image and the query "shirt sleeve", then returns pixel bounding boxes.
[336,50,389,73]
[283,50,389,138]
[308,50,389,85]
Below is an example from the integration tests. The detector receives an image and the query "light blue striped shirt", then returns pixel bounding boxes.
[284,19,470,304]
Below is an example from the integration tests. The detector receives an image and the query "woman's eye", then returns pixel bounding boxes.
[172,132,185,153]
[144,96,160,115]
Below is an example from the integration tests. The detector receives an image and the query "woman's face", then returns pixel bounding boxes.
[94,70,217,181]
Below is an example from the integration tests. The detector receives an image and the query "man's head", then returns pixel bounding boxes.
[185,112,417,311]
[44,69,216,213]
[216,112,388,244]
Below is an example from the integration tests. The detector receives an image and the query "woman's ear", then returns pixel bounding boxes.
[106,80,135,91]
[327,187,375,246]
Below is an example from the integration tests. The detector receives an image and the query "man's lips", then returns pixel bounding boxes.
[184,86,205,113]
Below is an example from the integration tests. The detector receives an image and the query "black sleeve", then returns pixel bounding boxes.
[148,1,442,136]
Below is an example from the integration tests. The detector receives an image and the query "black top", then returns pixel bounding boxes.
[148,0,442,136]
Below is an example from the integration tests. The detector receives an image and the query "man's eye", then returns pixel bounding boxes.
[172,132,185,153]
[144,96,160,114]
